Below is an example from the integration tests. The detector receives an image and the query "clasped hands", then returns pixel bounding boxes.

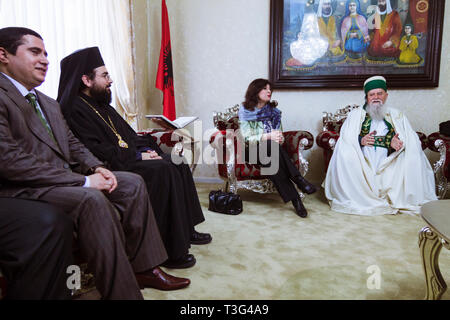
[88,167,118,193]
[361,130,403,152]
[262,130,284,144]
[87,150,162,193]
[141,150,162,161]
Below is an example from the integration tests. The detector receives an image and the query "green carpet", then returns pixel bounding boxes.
[142,183,450,300]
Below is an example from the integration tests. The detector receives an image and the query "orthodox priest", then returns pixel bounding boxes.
[323,76,437,215]
[57,47,211,269]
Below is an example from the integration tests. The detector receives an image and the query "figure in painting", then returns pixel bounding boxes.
[367,0,402,58]
[289,0,328,66]
[340,0,370,58]
[398,23,422,65]
[317,0,343,58]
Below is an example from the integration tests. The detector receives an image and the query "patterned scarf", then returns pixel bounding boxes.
[240,104,281,133]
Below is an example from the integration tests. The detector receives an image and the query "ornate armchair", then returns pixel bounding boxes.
[427,132,450,199]
[316,105,428,171]
[209,104,314,196]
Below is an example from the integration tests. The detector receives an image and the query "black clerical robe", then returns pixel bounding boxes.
[64,94,205,260]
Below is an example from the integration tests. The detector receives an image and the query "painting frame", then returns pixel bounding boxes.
[269,0,445,89]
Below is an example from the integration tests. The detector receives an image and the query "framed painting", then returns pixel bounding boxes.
[269,0,445,89]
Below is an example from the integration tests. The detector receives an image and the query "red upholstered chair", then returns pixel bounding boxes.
[316,105,428,172]
[209,104,314,195]
[138,129,184,154]
[427,132,450,199]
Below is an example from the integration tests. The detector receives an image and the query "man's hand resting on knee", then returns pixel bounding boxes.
[88,167,118,193]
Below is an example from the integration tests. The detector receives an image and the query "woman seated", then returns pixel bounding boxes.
[238,79,317,218]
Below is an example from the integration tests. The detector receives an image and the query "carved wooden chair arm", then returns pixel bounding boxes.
[427,132,450,152]
[316,131,340,151]
[283,130,314,151]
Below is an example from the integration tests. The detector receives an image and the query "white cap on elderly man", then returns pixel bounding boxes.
[364,76,387,94]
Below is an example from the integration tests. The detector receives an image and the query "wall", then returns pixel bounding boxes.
[134,0,450,183]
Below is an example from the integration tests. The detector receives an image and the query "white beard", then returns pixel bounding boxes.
[367,101,388,121]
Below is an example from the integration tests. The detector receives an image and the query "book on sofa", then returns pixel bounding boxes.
[146,115,198,130]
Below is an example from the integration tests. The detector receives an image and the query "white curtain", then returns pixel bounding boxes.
[0,0,138,123]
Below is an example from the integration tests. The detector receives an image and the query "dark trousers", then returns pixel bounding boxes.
[0,198,73,300]
[38,172,167,300]
[129,153,205,260]
[245,141,300,203]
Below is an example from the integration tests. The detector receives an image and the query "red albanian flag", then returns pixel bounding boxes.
[156,0,176,121]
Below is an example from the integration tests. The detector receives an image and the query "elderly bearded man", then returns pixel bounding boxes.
[323,76,437,215]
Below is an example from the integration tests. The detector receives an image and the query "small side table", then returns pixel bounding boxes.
[419,200,450,300]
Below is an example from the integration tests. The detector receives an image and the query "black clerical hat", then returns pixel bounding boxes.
[57,47,105,120]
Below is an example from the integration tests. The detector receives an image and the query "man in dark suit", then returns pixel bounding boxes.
[0,27,189,300]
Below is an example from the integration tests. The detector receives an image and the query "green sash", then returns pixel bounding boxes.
[360,112,395,150]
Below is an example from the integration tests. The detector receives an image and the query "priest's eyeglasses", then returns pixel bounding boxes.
[98,73,112,81]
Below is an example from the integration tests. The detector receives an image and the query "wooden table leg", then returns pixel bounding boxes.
[419,226,447,300]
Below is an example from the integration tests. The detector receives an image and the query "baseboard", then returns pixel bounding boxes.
[194,177,223,184]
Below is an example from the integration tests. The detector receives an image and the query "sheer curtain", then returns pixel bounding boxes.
[0,0,138,124]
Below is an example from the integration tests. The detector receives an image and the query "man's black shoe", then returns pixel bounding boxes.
[190,230,212,245]
[162,254,196,269]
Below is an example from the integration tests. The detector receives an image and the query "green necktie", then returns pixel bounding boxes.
[25,93,56,141]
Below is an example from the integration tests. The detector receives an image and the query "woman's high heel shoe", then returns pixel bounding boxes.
[292,175,317,194]
[292,196,308,218]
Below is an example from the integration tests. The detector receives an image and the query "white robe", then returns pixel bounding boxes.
[323,107,437,216]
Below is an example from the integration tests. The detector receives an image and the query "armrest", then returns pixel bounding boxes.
[428,132,450,152]
[209,130,239,166]
[283,131,314,154]
[283,131,313,177]
[316,131,340,150]
[209,130,227,148]
[428,132,450,198]
[138,130,186,158]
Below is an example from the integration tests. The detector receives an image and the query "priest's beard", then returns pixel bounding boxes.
[89,84,112,105]
[378,3,387,12]
[367,101,388,121]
